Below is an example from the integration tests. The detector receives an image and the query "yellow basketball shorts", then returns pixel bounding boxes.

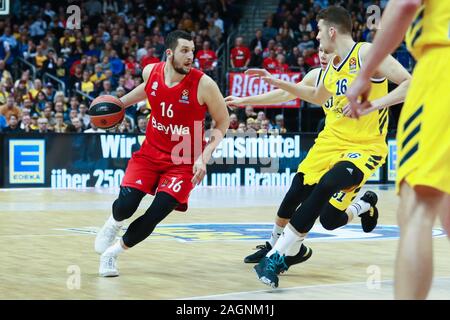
[298,137,387,211]
[396,46,450,195]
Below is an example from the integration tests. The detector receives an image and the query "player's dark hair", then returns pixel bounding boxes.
[165,30,193,51]
[317,6,352,35]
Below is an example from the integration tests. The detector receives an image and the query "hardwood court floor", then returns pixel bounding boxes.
[0,185,449,300]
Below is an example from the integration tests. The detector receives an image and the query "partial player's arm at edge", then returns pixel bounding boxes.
[118,63,156,109]
[358,0,421,80]
[225,68,321,106]
[199,75,230,163]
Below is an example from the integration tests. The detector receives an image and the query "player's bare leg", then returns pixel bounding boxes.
[395,182,448,299]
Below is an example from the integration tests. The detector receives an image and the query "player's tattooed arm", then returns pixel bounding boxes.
[119,64,156,109]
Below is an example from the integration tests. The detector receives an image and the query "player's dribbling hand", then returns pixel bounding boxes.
[192,157,206,186]
[345,75,373,119]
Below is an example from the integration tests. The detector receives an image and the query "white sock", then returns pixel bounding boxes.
[267,224,305,257]
[104,239,126,257]
[347,199,371,217]
[285,236,307,257]
[108,215,124,228]
[268,224,285,247]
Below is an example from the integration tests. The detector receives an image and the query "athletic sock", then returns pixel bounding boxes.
[268,224,285,247]
[109,214,124,228]
[347,199,371,217]
[268,224,305,257]
[104,239,126,256]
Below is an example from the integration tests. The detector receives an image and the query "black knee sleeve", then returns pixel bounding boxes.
[277,173,315,219]
[319,203,349,230]
[289,161,364,234]
[112,187,146,221]
[122,192,179,248]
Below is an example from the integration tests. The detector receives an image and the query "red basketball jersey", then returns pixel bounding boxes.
[141,62,207,164]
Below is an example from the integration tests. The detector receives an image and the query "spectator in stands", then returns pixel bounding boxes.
[136,116,148,134]
[297,34,315,53]
[43,83,56,102]
[84,122,106,133]
[117,117,134,133]
[246,118,256,134]
[3,115,23,133]
[262,17,278,41]
[298,17,313,36]
[53,112,67,133]
[248,46,263,68]
[304,49,320,69]
[245,105,257,119]
[37,117,51,133]
[237,122,246,133]
[276,54,289,72]
[0,60,12,84]
[81,70,95,95]
[258,119,270,134]
[78,103,90,128]
[274,114,287,134]
[20,114,32,132]
[263,39,276,59]
[263,49,279,72]
[42,49,57,76]
[250,29,267,51]
[71,117,84,133]
[230,36,250,70]
[90,63,106,89]
[229,113,239,132]
[141,46,160,68]
[195,41,217,75]
[1,96,21,120]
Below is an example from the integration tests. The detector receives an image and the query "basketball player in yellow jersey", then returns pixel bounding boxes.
[249,6,412,289]
[225,46,382,270]
[346,0,450,299]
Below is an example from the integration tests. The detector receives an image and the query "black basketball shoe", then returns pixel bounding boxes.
[284,244,313,272]
[244,242,272,263]
[359,191,379,233]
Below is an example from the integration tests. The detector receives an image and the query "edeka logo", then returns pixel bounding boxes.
[9,140,45,184]
[56,223,447,242]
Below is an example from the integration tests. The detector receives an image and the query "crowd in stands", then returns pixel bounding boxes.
[230,0,388,78]
[0,0,238,134]
[0,0,402,135]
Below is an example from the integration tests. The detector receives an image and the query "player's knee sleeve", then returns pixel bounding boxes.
[277,173,314,219]
[112,187,146,221]
[319,203,348,230]
[122,191,179,248]
[317,161,364,195]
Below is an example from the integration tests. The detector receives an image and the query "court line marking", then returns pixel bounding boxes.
[179,276,450,300]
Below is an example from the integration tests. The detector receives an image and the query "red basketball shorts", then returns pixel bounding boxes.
[121,151,195,212]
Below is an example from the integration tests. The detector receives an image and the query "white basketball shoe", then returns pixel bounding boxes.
[95,216,121,254]
[99,253,119,277]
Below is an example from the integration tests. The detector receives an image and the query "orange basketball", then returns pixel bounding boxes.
[89,95,125,129]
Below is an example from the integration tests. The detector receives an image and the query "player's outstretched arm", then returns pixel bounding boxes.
[346,0,421,117]
[257,69,332,106]
[191,75,230,185]
[119,64,156,109]
[225,68,320,107]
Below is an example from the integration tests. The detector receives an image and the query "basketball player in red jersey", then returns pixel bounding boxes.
[95,30,230,277]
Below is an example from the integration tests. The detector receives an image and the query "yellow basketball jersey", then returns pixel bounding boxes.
[405,0,450,60]
[322,42,388,145]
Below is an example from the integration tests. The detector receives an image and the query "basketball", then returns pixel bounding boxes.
[89,96,125,129]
